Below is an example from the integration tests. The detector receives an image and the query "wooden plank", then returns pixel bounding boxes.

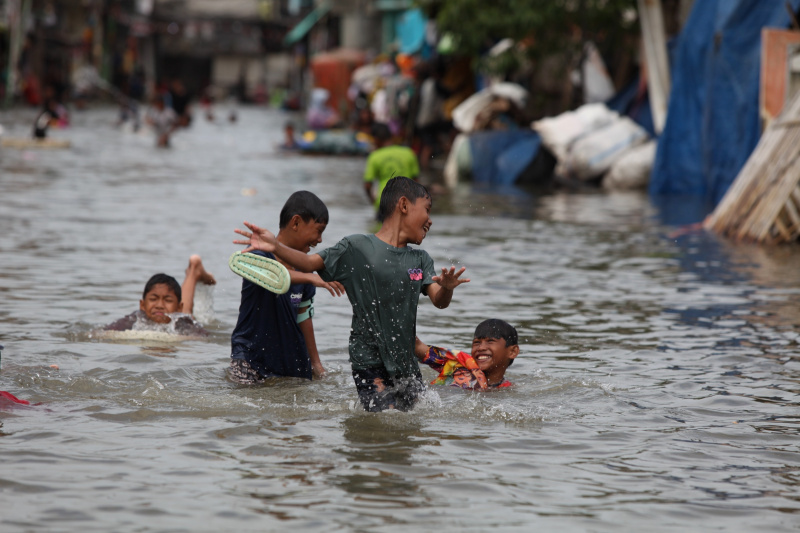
[707,88,800,243]
[791,185,800,206]
[782,193,800,231]
[747,151,800,240]
[772,215,792,243]
[773,118,800,127]
[761,28,800,126]
[0,137,71,149]
[706,96,800,232]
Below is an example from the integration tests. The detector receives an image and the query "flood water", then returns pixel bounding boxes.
[1,106,799,532]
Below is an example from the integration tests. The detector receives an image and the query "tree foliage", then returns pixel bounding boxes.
[417,0,639,59]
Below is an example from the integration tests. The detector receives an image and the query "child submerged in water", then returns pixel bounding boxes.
[234,177,470,412]
[145,95,177,148]
[415,319,519,390]
[33,96,67,139]
[103,255,216,336]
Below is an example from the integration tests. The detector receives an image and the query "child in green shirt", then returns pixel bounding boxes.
[363,123,420,214]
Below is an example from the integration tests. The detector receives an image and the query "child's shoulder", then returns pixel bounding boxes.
[406,245,434,261]
[103,311,140,331]
[173,314,209,337]
[318,234,370,258]
[335,233,373,247]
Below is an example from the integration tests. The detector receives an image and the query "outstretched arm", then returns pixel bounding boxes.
[233,221,325,273]
[181,254,216,316]
[414,337,449,373]
[414,336,430,362]
[290,271,345,297]
[426,266,470,309]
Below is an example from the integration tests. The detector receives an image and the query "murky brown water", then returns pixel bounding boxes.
[1,106,799,532]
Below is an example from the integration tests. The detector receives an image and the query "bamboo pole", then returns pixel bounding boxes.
[638,0,671,134]
[5,0,22,107]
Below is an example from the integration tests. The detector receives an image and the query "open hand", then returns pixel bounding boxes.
[312,363,327,378]
[233,221,277,253]
[310,274,346,297]
[432,266,470,291]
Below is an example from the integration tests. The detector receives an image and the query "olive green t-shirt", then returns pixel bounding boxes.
[318,234,435,379]
[364,145,420,210]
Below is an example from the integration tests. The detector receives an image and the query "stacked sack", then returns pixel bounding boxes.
[532,103,654,189]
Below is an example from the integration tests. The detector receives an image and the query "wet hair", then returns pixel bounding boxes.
[377,176,431,223]
[474,319,518,366]
[143,273,182,301]
[371,122,391,143]
[279,190,329,229]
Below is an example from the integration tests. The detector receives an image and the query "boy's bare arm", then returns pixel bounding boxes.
[234,221,325,272]
[299,318,326,377]
[180,255,216,316]
[414,336,430,362]
[427,266,470,309]
[290,271,345,297]
[364,181,375,204]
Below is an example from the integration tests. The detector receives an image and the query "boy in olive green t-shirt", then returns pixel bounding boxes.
[234,177,468,412]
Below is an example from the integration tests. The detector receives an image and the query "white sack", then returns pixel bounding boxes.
[532,103,618,161]
[452,90,494,132]
[452,82,528,132]
[490,82,528,109]
[564,116,649,181]
[602,139,657,190]
[443,133,472,188]
[582,41,616,104]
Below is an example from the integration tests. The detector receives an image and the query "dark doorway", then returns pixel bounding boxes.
[158,55,212,97]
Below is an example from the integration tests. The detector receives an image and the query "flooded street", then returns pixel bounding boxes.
[1,106,799,531]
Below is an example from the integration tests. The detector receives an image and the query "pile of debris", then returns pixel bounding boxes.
[704,90,800,244]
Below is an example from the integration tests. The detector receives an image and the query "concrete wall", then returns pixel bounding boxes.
[211,53,292,96]
[158,0,262,19]
[340,12,380,51]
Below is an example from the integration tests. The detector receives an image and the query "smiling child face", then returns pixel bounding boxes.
[282,216,327,254]
[405,196,432,245]
[471,336,519,383]
[139,283,181,323]
[296,219,327,253]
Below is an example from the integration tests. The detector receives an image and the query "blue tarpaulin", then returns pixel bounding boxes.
[396,9,426,54]
[606,77,655,137]
[468,130,542,185]
[649,0,800,205]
